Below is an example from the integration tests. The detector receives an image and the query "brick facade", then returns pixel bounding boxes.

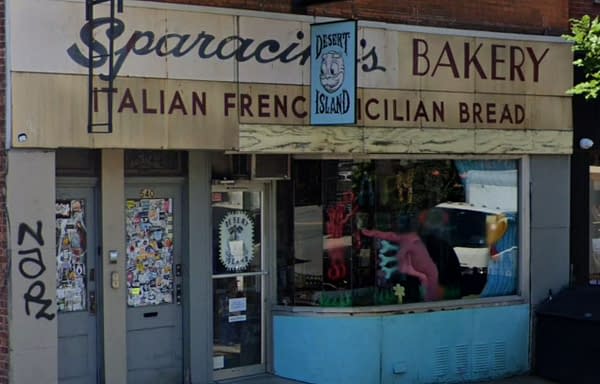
[571,0,600,18]
[0,0,7,382]
[0,1,574,383]
[160,0,569,35]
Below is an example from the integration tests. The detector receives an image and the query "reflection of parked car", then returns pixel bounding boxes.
[337,170,352,181]
[431,202,508,271]
[431,202,519,297]
[337,161,354,182]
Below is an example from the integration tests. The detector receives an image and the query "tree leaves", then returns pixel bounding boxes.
[564,15,600,99]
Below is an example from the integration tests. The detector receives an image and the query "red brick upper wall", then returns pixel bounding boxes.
[570,0,600,19]
[158,0,569,35]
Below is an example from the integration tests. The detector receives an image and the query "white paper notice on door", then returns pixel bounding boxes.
[213,355,225,369]
[228,315,247,323]
[228,297,247,313]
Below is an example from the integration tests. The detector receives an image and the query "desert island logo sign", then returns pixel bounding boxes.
[310,20,357,125]
[219,211,255,272]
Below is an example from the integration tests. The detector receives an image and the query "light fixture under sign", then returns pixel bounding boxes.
[580,138,594,150]
[17,133,28,143]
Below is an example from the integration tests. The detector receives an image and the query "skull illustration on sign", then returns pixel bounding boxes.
[320,51,345,93]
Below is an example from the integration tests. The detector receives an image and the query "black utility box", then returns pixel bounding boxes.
[535,286,600,384]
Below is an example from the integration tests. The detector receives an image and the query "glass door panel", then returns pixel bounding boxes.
[213,276,262,369]
[212,185,265,378]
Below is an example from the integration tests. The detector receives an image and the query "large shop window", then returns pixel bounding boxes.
[590,166,600,284]
[277,159,519,307]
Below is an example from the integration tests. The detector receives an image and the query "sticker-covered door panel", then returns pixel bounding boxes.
[56,199,88,312]
[56,187,98,384]
[125,183,183,384]
[126,198,174,307]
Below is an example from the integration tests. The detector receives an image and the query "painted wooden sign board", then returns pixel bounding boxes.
[8,0,573,153]
[310,20,357,125]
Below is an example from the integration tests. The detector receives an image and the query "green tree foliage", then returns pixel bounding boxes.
[564,15,600,99]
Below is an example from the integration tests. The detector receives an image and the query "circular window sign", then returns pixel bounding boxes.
[219,211,255,272]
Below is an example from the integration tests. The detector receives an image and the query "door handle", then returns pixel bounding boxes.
[176,284,182,305]
[89,291,96,314]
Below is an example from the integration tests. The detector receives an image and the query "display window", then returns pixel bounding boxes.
[589,166,600,284]
[277,159,519,307]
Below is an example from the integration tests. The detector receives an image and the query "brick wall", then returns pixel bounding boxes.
[0,0,7,382]
[159,0,569,35]
[571,0,600,18]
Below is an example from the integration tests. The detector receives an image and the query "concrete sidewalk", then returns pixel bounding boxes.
[474,375,556,384]
[218,373,558,384]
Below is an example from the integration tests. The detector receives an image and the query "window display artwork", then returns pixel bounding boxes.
[277,159,519,307]
[126,198,174,307]
[219,211,255,272]
[56,199,87,312]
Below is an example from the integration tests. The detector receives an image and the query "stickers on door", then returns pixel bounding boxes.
[125,198,174,307]
[56,199,87,312]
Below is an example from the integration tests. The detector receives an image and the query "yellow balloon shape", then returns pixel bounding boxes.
[486,214,508,246]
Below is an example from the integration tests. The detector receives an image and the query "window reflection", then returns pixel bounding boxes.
[213,276,261,370]
[277,159,519,307]
[590,166,600,284]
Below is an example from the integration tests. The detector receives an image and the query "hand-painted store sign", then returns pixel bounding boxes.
[310,20,357,125]
[9,0,572,150]
[96,85,526,126]
[66,17,383,82]
[65,17,552,85]
[411,39,549,81]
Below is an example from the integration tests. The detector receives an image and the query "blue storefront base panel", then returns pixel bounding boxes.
[273,316,381,384]
[273,304,529,384]
[380,305,530,384]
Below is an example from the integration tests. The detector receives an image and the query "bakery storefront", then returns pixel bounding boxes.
[6,1,572,384]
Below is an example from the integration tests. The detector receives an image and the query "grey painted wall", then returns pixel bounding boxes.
[101,149,127,384]
[187,151,213,384]
[529,155,571,306]
[7,150,57,384]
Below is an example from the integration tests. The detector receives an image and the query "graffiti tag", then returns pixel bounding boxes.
[17,221,55,320]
